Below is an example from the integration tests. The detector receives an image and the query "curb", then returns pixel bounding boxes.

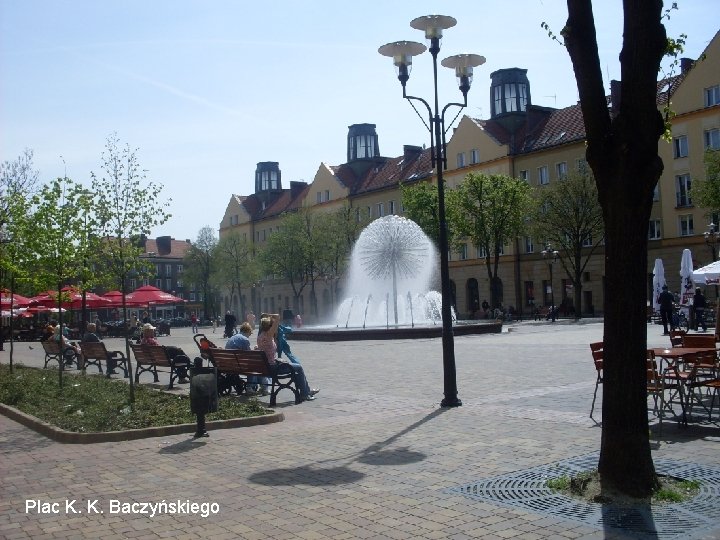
[0,403,284,444]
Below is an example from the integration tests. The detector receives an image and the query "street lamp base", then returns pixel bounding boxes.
[441,395,463,407]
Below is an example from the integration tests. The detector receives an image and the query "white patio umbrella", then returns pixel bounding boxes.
[692,259,720,285]
[679,248,695,306]
[652,258,666,311]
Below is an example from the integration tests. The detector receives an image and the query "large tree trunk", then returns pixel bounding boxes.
[565,0,666,497]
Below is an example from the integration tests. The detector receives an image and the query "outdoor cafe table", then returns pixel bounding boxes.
[648,347,717,422]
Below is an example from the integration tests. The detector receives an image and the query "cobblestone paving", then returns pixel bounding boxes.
[1,321,719,539]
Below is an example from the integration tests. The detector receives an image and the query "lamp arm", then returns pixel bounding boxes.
[439,98,468,169]
[403,93,436,164]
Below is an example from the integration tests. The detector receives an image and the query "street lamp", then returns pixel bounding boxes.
[542,244,559,322]
[379,15,485,408]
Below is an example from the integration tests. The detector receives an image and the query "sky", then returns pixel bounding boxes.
[2,1,718,242]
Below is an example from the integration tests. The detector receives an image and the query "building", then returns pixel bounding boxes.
[220,30,720,324]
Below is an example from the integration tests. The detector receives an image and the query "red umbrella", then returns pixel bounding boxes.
[0,289,32,308]
[125,285,184,306]
[101,290,126,307]
[32,288,112,310]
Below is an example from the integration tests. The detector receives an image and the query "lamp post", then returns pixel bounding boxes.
[704,223,720,299]
[542,244,559,322]
[704,222,719,262]
[379,15,485,408]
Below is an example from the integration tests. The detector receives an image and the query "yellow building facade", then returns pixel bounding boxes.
[220,31,720,324]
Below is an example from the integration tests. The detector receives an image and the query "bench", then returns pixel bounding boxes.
[41,340,77,369]
[205,348,301,406]
[79,341,129,378]
[129,343,191,390]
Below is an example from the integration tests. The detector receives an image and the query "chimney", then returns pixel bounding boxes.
[156,236,172,255]
[290,180,307,198]
[680,57,694,75]
[403,145,422,163]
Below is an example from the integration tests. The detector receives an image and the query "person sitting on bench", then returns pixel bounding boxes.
[140,323,190,384]
[256,314,318,402]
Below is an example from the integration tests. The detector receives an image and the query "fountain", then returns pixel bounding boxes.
[289,216,502,341]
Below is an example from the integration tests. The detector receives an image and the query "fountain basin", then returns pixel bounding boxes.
[286,320,502,341]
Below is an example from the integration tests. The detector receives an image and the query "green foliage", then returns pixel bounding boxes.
[92,133,172,295]
[0,364,268,432]
[691,149,720,216]
[259,211,312,299]
[184,226,219,317]
[400,181,444,247]
[531,169,604,315]
[451,172,533,266]
[546,476,570,491]
[215,231,261,316]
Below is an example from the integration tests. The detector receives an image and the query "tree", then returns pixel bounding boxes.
[92,133,171,403]
[689,149,720,216]
[215,231,261,319]
[0,149,39,358]
[400,180,447,247]
[21,176,95,387]
[531,170,605,317]
[449,173,533,308]
[259,211,311,311]
[561,0,668,496]
[184,226,218,321]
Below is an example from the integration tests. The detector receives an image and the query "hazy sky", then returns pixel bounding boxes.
[2,1,717,242]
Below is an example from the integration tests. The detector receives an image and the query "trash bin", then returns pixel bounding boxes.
[189,363,217,437]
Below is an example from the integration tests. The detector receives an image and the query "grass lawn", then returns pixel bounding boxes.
[0,363,269,433]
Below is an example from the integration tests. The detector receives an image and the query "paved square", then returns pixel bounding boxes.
[1,321,718,539]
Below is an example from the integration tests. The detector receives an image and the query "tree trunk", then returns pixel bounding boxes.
[564,0,667,497]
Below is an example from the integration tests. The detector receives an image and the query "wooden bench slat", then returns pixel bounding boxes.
[79,341,128,377]
[130,343,190,390]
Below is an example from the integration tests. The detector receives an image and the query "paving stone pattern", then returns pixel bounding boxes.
[1,321,719,539]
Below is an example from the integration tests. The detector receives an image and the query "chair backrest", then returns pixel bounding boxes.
[669,329,686,347]
[646,350,662,390]
[42,340,61,354]
[589,341,603,353]
[79,341,108,360]
[681,334,716,348]
[130,343,172,367]
[206,348,272,376]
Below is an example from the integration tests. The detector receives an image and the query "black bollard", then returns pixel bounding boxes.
[189,357,217,438]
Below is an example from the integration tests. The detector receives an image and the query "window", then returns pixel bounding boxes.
[525,237,534,253]
[498,244,505,256]
[155,279,162,289]
[459,243,468,260]
[456,152,465,168]
[256,231,260,241]
[389,200,396,215]
[519,170,529,182]
[504,83,518,112]
[142,278,149,286]
[477,245,486,258]
[538,166,549,185]
[165,278,172,290]
[376,203,384,217]
[176,279,183,288]
[556,162,568,179]
[230,215,238,225]
[653,184,660,202]
[673,135,688,158]
[676,174,692,207]
[190,292,196,301]
[356,207,362,222]
[705,85,720,107]
[679,214,694,237]
[582,235,593,247]
[518,83,528,111]
[648,219,661,240]
[493,85,502,116]
[261,229,266,241]
[177,264,183,273]
[316,191,322,203]
[165,264,172,277]
[470,149,479,164]
[325,190,330,202]
[155,264,161,276]
[129,279,136,290]
[705,128,720,150]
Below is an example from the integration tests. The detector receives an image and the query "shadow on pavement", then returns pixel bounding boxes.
[248,407,449,487]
